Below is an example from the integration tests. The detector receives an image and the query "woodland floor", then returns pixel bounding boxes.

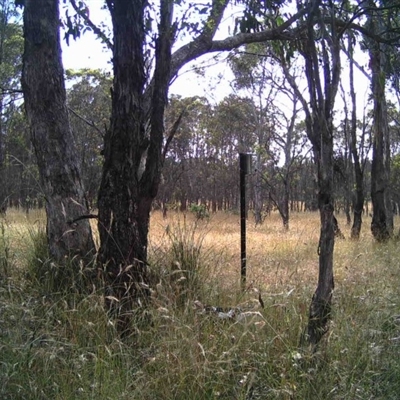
[1,208,400,399]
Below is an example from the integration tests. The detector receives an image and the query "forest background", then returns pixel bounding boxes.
[2,0,400,398]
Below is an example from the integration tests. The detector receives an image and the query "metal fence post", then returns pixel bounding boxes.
[239,153,252,289]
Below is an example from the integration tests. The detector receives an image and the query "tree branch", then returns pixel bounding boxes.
[68,106,105,138]
[341,45,371,82]
[0,86,23,95]
[69,0,113,50]
[170,6,308,82]
[163,107,186,160]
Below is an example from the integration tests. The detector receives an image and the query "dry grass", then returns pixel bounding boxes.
[148,210,376,295]
[1,209,400,399]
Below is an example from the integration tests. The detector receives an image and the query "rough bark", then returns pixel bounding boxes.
[98,0,173,325]
[21,0,95,262]
[308,200,335,345]
[369,24,390,242]
[300,0,340,346]
[306,118,336,345]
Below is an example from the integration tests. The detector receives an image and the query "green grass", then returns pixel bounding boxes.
[1,209,400,399]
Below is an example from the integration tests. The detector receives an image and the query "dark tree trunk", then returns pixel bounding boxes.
[253,154,263,226]
[162,200,168,219]
[345,200,351,225]
[212,176,217,213]
[22,0,95,262]
[306,120,336,345]
[281,178,290,230]
[290,1,340,346]
[369,33,390,242]
[98,0,172,323]
[0,103,7,213]
[348,34,364,239]
[270,179,290,230]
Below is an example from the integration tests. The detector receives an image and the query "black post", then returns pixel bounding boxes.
[239,153,252,289]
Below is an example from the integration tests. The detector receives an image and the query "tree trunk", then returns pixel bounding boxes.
[369,34,390,242]
[22,0,95,263]
[253,154,263,226]
[0,102,7,213]
[98,0,172,324]
[346,32,364,239]
[384,100,393,234]
[280,178,290,230]
[306,120,336,345]
[270,180,290,230]
[345,200,351,225]
[299,1,339,346]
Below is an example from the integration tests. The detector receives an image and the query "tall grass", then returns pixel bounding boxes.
[1,209,400,399]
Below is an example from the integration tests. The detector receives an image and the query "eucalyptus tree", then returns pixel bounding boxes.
[250,0,356,344]
[20,0,95,262]
[248,7,340,344]
[293,0,400,342]
[266,94,309,230]
[163,94,259,213]
[160,94,193,213]
[363,0,400,240]
[340,34,372,239]
[366,3,392,240]
[343,33,365,238]
[289,2,342,345]
[336,87,354,225]
[258,0,397,345]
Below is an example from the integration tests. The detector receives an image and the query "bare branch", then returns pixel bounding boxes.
[68,106,105,138]
[0,86,23,95]
[341,45,371,81]
[163,108,186,160]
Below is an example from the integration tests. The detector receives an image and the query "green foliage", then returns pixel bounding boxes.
[189,203,209,220]
[63,1,92,46]
[234,0,289,34]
